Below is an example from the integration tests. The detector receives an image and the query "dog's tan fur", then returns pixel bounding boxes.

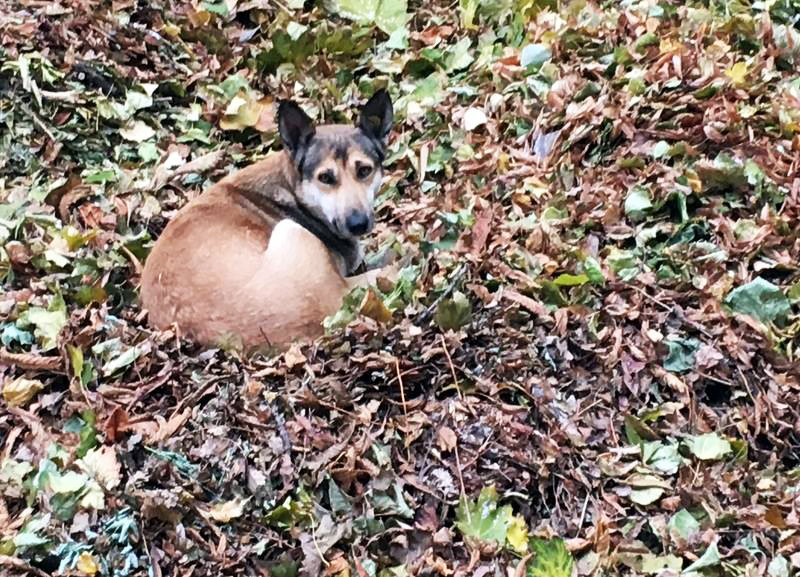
[140,93,394,350]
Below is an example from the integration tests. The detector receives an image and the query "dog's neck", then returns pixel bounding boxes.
[222,152,363,275]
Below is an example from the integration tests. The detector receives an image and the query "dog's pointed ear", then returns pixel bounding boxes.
[278,100,315,157]
[358,89,393,145]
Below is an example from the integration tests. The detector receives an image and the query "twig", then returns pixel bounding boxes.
[576,492,591,537]
[395,359,411,461]
[453,440,468,523]
[440,334,464,401]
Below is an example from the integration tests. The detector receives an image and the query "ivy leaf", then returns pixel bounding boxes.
[17,294,67,351]
[668,509,700,541]
[683,542,720,573]
[642,441,682,475]
[662,336,700,373]
[455,486,512,546]
[328,0,408,35]
[624,186,653,220]
[520,44,551,70]
[686,433,732,461]
[435,291,472,331]
[724,277,791,325]
[583,256,605,284]
[527,537,574,577]
[767,555,790,577]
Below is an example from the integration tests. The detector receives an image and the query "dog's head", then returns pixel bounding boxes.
[277,90,393,239]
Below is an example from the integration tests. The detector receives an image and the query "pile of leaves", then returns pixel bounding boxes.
[2,0,799,575]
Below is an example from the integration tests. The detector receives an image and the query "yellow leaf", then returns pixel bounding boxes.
[685,170,702,193]
[359,289,393,324]
[77,552,99,575]
[659,38,682,54]
[220,95,275,132]
[725,62,748,86]
[507,514,529,553]
[3,377,45,407]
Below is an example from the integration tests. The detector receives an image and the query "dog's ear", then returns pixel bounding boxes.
[278,100,315,157]
[358,89,393,145]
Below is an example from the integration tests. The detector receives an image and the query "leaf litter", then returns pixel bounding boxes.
[1,0,799,575]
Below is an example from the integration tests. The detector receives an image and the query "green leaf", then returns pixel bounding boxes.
[624,186,653,220]
[527,537,574,577]
[324,286,366,332]
[668,509,700,541]
[683,542,720,573]
[768,555,790,577]
[137,141,160,163]
[583,256,605,284]
[0,460,34,487]
[446,37,473,71]
[553,273,589,287]
[686,433,732,461]
[520,44,551,70]
[630,487,663,505]
[17,295,67,351]
[455,486,512,545]
[202,1,228,15]
[77,410,98,458]
[642,441,682,475]
[606,248,639,281]
[459,0,478,28]
[724,277,791,325]
[327,478,352,518]
[652,140,670,159]
[1,324,33,347]
[634,32,659,52]
[662,336,700,373]
[328,0,408,35]
[435,291,472,331]
[264,489,315,529]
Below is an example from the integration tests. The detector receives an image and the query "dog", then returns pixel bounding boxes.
[140,90,396,350]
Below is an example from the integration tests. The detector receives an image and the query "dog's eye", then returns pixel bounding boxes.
[317,171,336,185]
[356,164,373,180]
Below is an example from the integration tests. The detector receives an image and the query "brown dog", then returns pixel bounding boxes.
[140,91,395,350]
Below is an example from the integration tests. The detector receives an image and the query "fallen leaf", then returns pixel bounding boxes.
[686,433,732,461]
[462,107,487,131]
[120,120,155,142]
[77,446,122,491]
[198,497,250,523]
[76,552,99,575]
[3,377,46,407]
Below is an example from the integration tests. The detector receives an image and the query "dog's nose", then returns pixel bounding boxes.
[345,211,371,236]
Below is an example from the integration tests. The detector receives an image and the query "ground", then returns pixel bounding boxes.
[1,0,800,576]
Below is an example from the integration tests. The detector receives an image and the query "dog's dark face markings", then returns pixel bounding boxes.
[278,90,393,239]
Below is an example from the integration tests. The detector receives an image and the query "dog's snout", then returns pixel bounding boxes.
[345,211,371,236]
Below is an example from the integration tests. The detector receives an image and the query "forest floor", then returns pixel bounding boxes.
[1,0,799,575]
